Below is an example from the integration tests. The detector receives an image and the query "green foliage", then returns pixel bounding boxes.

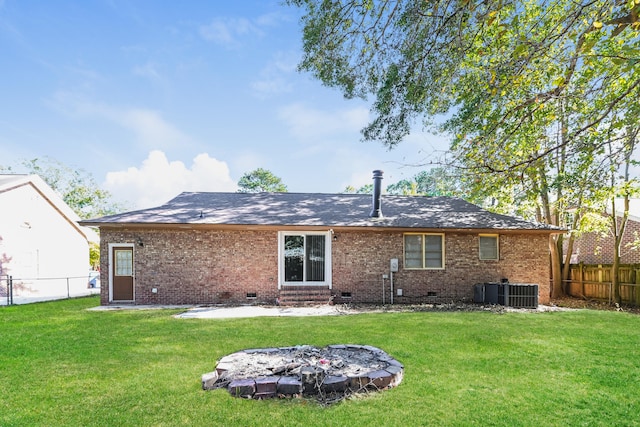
[342,183,373,194]
[291,0,640,146]
[88,241,100,268]
[290,0,640,296]
[237,168,288,193]
[290,0,639,207]
[1,157,126,219]
[2,297,640,426]
[345,167,471,198]
[386,167,469,198]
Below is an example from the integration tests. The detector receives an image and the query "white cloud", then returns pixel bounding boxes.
[117,108,185,147]
[254,12,289,27]
[277,103,369,141]
[198,12,289,48]
[132,62,163,83]
[104,150,237,209]
[251,51,298,98]
[48,91,187,149]
[199,17,261,48]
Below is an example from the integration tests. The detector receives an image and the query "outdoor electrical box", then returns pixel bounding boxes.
[390,258,399,272]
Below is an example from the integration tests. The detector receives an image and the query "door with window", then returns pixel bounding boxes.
[111,246,134,301]
[280,232,331,286]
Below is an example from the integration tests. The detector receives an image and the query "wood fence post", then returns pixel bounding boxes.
[579,262,585,298]
[636,265,640,306]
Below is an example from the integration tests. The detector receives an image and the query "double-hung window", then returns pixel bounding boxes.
[479,234,499,260]
[279,232,331,286]
[404,233,444,269]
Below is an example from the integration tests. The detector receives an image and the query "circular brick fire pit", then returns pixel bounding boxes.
[202,344,404,404]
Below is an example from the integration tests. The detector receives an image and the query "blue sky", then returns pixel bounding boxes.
[0,0,448,209]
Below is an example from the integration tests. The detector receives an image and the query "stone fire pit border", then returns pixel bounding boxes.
[202,344,404,404]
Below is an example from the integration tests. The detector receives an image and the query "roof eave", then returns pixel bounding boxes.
[80,221,564,234]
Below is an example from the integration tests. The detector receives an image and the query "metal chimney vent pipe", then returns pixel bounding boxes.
[370,170,383,218]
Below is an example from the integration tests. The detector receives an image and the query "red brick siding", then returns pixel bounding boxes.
[99,227,551,305]
[331,231,550,305]
[99,228,279,305]
[570,218,640,265]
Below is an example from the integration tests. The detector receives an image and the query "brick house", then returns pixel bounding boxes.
[569,199,640,265]
[81,172,561,306]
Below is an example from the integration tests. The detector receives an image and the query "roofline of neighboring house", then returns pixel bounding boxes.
[612,211,640,223]
[0,174,98,243]
[84,222,564,234]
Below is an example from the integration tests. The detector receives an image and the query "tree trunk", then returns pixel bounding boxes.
[612,199,630,306]
[612,246,621,305]
[562,233,575,293]
[550,235,564,299]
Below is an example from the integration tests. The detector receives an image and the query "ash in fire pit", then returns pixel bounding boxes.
[202,344,403,404]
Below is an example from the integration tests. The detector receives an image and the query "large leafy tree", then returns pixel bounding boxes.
[289,0,640,298]
[237,168,288,193]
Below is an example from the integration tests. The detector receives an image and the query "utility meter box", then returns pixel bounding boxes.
[390,258,399,272]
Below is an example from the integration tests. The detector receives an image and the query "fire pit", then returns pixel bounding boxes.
[202,344,403,404]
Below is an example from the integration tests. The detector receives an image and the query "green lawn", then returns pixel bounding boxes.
[2,297,640,426]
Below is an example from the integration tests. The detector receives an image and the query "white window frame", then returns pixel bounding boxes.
[278,231,332,289]
[479,234,499,260]
[403,233,445,270]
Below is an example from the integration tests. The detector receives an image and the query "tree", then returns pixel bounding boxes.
[342,183,373,194]
[290,0,639,146]
[344,166,469,197]
[605,125,639,304]
[237,168,288,193]
[1,157,125,219]
[388,167,470,197]
[289,0,640,299]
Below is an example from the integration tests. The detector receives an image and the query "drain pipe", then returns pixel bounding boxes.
[389,258,398,305]
[382,275,386,305]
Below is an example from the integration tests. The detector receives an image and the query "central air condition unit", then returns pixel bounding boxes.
[498,283,538,308]
[475,283,538,309]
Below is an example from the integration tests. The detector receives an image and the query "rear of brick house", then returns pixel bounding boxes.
[82,173,561,306]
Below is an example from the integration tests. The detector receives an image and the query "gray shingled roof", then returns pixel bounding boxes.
[80,192,562,232]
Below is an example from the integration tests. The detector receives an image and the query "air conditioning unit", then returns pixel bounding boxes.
[498,283,538,309]
[475,283,538,309]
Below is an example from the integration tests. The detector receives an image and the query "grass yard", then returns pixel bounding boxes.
[1,297,640,426]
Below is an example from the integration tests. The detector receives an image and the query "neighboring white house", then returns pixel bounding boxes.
[0,174,99,304]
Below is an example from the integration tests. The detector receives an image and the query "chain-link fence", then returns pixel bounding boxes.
[0,273,100,305]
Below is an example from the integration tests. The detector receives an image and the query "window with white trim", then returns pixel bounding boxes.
[404,233,444,269]
[479,234,499,260]
[280,232,331,285]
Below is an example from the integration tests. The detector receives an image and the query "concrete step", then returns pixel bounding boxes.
[278,286,332,306]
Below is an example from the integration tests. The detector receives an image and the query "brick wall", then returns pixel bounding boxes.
[99,228,279,306]
[99,227,551,306]
[331,231,550,305]
[570,218,640,265]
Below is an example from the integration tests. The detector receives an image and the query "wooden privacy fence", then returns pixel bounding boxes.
[566,264,640,306]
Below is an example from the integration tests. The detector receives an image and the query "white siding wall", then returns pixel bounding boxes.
[0,183,89,299]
